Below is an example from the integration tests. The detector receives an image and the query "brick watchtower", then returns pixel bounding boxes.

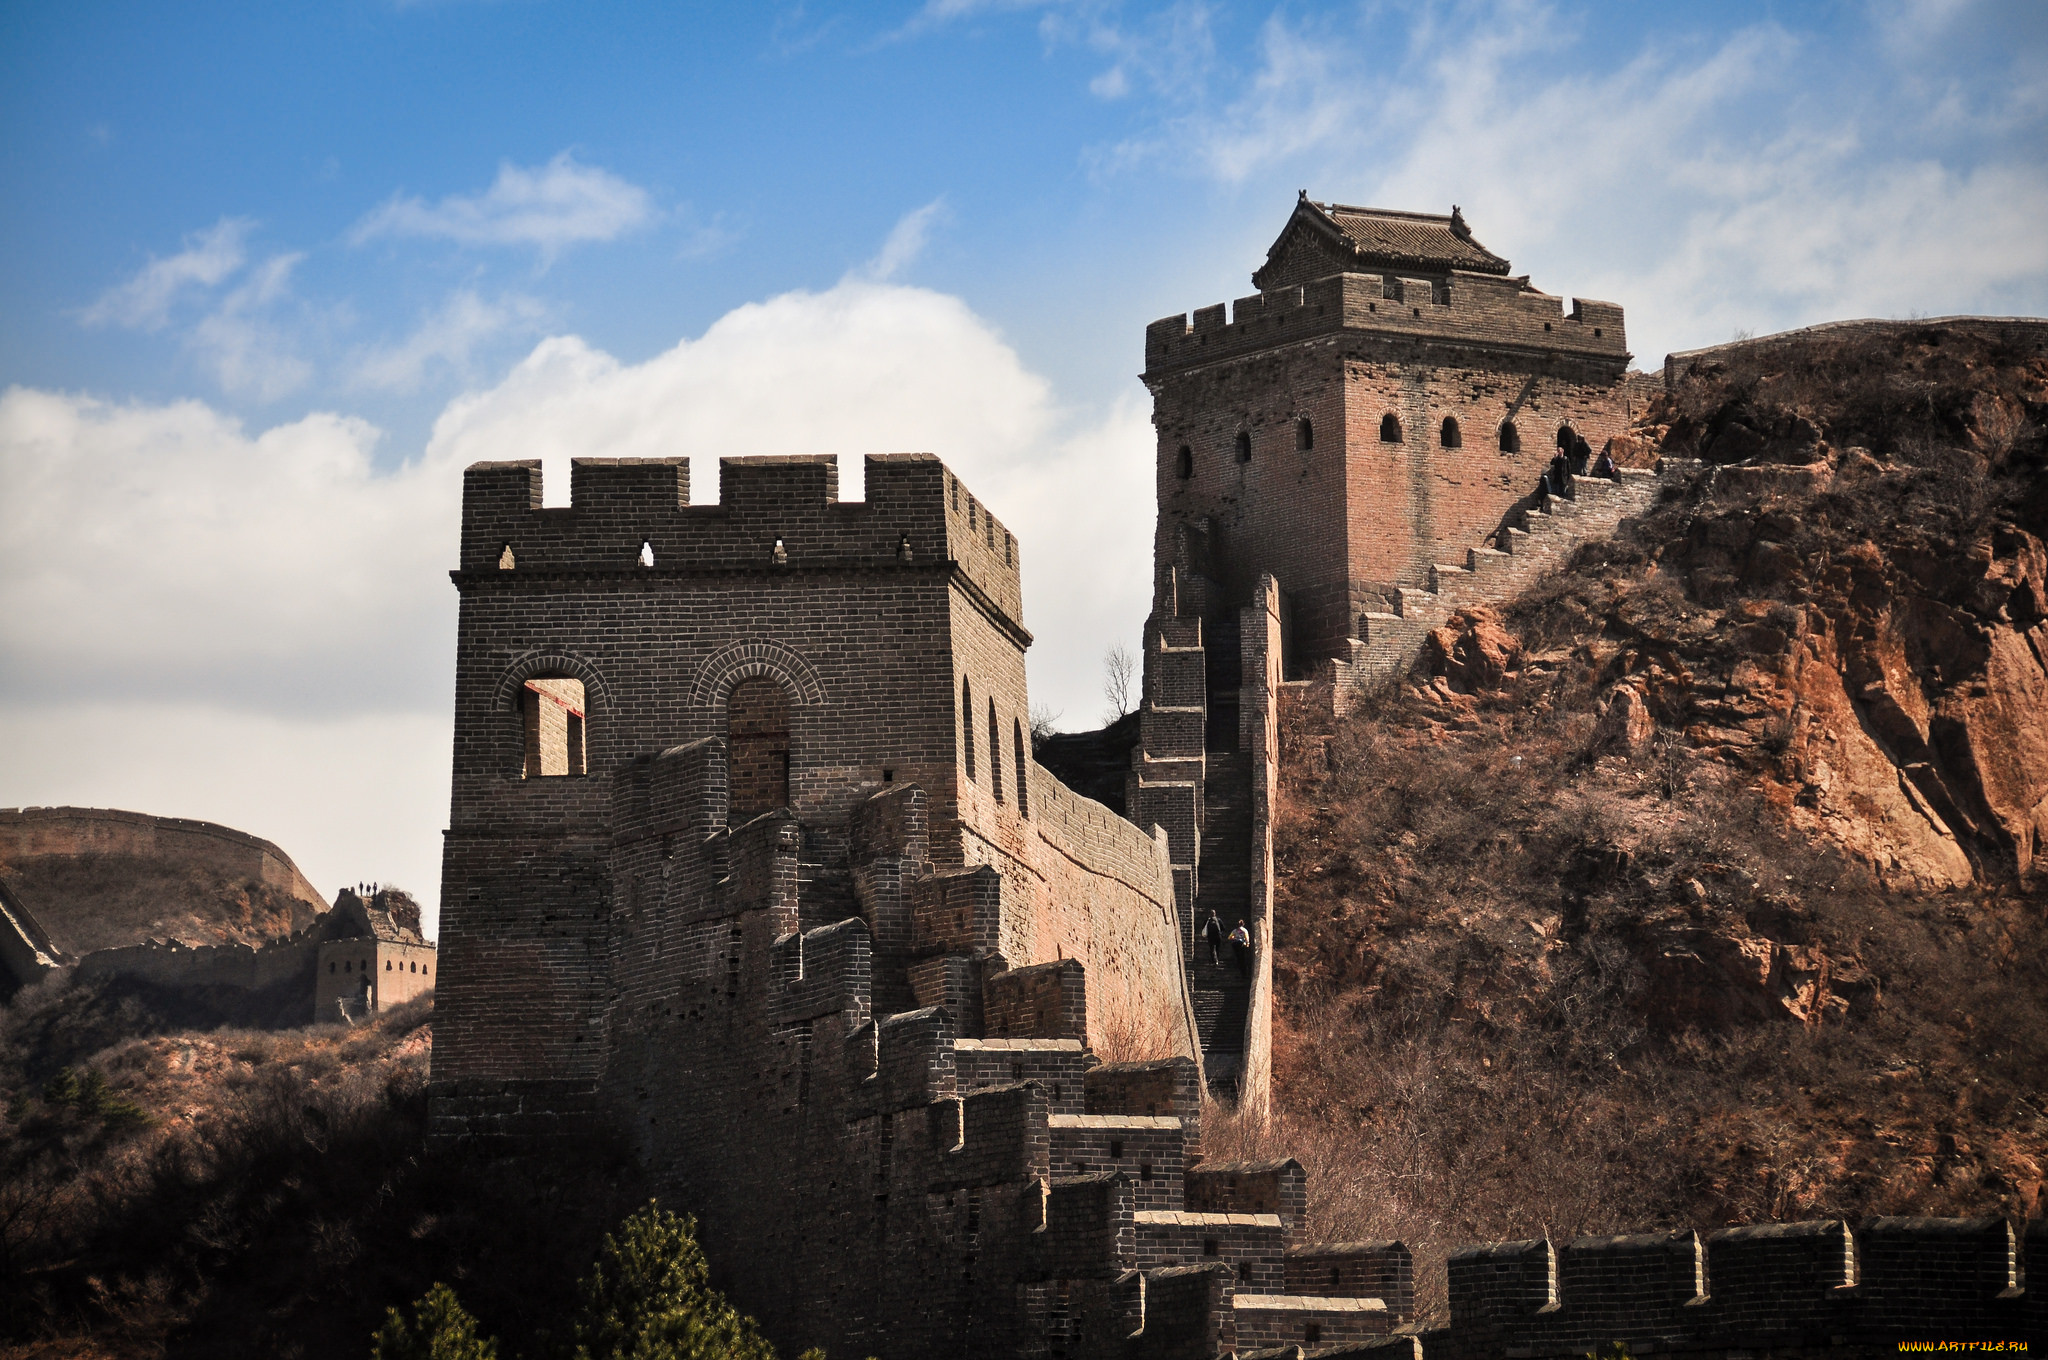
[1145,196,1633,664]
[433,453,1203,1145]
[1132,199,1642,1104]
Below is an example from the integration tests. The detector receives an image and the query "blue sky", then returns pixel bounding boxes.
[3,0,2044,928]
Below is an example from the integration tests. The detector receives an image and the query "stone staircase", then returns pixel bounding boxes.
[1190,748,1253,1089]
[951,1040,1415,1351]
[1313,466,1686,704]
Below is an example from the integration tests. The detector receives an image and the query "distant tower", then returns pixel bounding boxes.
[1131,200,1635,1104]
[1145,199,1632,665]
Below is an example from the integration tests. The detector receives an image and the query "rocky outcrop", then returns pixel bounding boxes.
[1639,477,2048,888]
[1486,321,2048,890]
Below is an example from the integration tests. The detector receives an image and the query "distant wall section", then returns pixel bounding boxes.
[0,806,328,955]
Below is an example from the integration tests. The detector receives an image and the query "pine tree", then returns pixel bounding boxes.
[570,1202,776,1360]
[370,1282,500,1360]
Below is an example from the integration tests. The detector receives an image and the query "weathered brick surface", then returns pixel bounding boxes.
[314,938,436,1014]
[1433,1216,2039,1357]
[1285,1241,1414,1318]
[1185,1159,1308,1246]
[955,1038,1094,1112]
[1231,1292,1391,1348]
[1144,265,1633,664]
[1134,1211,1287,1291]
[986,957,1088,1039]
[1085,1056,1204,1161]
[1051,1115,1187,1211]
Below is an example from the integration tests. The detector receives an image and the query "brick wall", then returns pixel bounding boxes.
[1436,1217,2036,1357]
[1145,266,1632,667]
[313,938,436,1015]
[430,450,1205,1353]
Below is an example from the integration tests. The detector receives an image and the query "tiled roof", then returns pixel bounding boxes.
[1256,198,1512,285]
[1320,203,1508,272]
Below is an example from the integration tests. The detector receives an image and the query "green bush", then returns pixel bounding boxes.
[371,1283,499,1360]
[569,1202,776,1360]
[39,1064,152,1130]
[365,1203,814,1360]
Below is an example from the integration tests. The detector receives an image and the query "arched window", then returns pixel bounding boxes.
[727,677,792,819]
[1013,719,1030,817]
[330,961,337,974]
[1441,416,1462,448]
[521,678,587,778]
[1176,445,1193,479]
[1295,418,1313,452]
[988,699,1004,803]
[386,959,393,971]
[1380,413,1403,443]
[637,540,655,567]
[1234,430,1252,463]
[1499,420,1522,453]
[961,676,976,780]
[1555,423,1576,453]
[498,543,515,570]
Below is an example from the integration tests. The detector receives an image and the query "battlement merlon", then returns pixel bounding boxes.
[455,452,1026,633]
[1142,271,1629,380]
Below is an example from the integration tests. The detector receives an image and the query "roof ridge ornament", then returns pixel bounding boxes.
[1450,204,1470,240]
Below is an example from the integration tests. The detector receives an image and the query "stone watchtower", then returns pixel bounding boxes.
[431,453,1199,1148]
[1131,199,1642,1102]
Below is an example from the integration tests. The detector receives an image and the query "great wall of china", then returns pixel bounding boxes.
[426,199,2045,1355]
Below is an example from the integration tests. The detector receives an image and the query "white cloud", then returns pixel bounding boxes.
[0,386,453,716]
[81,218,252,330]
[351,152,657,259]
[0,385,460,919]
[188,252,314,400]
[2,273,1154,926]
[859,199,948,281]
[1090,65,1130,99]
[350,290,548,393]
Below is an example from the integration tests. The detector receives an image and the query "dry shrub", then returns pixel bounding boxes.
[1,999,646,1359]
[1090,991,1183,1065]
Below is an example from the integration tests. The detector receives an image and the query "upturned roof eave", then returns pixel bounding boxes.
[1252,198,1513,288]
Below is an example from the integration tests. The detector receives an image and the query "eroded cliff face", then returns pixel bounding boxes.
[1555,517,2048,891]
[1513,326,2048,892]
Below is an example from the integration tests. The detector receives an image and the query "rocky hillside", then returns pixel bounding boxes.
[1221,320,2048,1320]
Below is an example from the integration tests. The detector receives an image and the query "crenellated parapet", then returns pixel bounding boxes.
[1432,1215,2037,1357]
[458,452,1024,635]
[1144,271,1628,381]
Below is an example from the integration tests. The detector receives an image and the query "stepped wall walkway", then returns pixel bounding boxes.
[1303,464,1694,714]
